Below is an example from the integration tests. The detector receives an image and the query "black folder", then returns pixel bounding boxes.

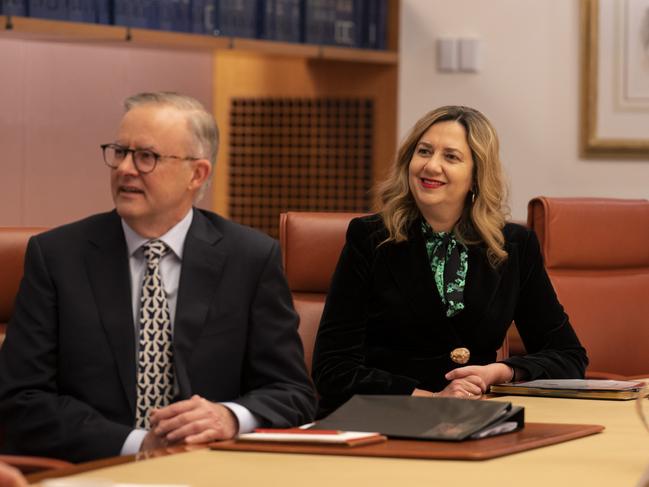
[313,395,524,441]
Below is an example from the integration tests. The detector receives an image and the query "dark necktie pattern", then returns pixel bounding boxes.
[135,239,174,429]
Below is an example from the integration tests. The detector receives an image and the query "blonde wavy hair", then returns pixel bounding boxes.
[376,106,509,267]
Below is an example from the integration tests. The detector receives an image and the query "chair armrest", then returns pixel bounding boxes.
[0,454,73,475]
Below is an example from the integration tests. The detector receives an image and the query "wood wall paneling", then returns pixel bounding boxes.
[212,51,398,221]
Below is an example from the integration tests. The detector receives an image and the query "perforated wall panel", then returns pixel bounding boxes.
[229,97,373,238]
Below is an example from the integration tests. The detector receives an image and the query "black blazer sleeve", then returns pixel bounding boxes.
[312,217,419,403]
[502,228,588,379]
[0,237,132,461]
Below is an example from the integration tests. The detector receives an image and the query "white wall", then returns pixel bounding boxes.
[399,0,649,220]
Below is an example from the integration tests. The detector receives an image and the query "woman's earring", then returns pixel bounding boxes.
[471,192,476,204]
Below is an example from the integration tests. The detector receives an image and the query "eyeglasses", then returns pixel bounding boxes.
[100,143,200,174]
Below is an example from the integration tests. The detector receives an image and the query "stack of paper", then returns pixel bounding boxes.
[490,379,647,400]
[237,428,386,447]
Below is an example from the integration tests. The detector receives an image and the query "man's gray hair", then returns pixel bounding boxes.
[124,92,219,200]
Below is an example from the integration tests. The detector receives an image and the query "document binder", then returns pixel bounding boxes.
[312,395,524,441]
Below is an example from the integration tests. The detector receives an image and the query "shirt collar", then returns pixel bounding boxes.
[122,208,194,259]
[421,219,451,238]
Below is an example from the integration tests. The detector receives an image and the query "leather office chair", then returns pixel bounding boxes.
[525,197,649,379]
[0,228,74,473]
[279,212,363,374]
[279,212,508,374]
[0,227,46,346]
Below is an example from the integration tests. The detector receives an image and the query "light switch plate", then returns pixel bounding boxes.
[459,38,481,72]
[437,38,458,72]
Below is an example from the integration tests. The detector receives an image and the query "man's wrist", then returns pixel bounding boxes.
[220,402,259,435]
[121,429,148,455]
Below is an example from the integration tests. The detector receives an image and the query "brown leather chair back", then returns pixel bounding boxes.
[279,212,364,374]
[0,227,46,344]
[527,197,649,378]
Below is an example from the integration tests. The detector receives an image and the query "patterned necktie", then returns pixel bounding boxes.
[135,239,174,429]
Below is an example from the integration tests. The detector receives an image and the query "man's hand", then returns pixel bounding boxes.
[140,429,170,452]
[149,395,239,445]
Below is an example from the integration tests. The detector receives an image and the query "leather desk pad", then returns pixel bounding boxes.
[210,423,604,461]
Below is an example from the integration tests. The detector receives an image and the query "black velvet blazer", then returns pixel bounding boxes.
[312,214,588,416]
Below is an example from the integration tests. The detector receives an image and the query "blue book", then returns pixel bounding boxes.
[114,0,158,28]
[0,0,27,15]
[362,0,377,49]
[28,0,68,20]
[159,0,191,32]
[257,0,274,40]
[191,0,217,34]
[158,0,173,30]
[375,0,386,49]
[68,0,95,22]
[361,0,386,49]
[332,0,362,47]
[274,0,301,42]
[306,0,365,47]
[216,0,257,38]
[95,0,111,24]
[304,0,334,45]
[113,0,132,26]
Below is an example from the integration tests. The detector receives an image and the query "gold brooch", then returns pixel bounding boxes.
[450,347,470,364]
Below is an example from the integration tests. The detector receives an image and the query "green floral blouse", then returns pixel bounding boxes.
[421,221,468,317]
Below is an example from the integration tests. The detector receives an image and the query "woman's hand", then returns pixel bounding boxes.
[0,463,27,487]
[444,363,514,397]
[412,376,487,399]
[411,363,514,399]
[412,388,436,397]
[437,374,486,399]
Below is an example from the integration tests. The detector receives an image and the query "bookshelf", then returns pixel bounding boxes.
[0,15,398,64]
[1,0,399,225]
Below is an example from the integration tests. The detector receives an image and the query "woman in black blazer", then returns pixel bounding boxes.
[312,106,587,416]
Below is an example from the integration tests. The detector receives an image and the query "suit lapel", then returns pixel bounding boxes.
[385,225,445,322]
[173,210,225,399]
[84,211,137,416]
[462,245,504,327]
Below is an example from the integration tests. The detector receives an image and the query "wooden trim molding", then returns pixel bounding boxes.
[580,0,649,157]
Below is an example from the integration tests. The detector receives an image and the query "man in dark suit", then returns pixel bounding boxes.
[0,92,316,462]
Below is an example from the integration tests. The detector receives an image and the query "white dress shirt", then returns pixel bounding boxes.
[120,209,259,455]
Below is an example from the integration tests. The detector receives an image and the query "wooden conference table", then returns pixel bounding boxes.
[31,394,649,487]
